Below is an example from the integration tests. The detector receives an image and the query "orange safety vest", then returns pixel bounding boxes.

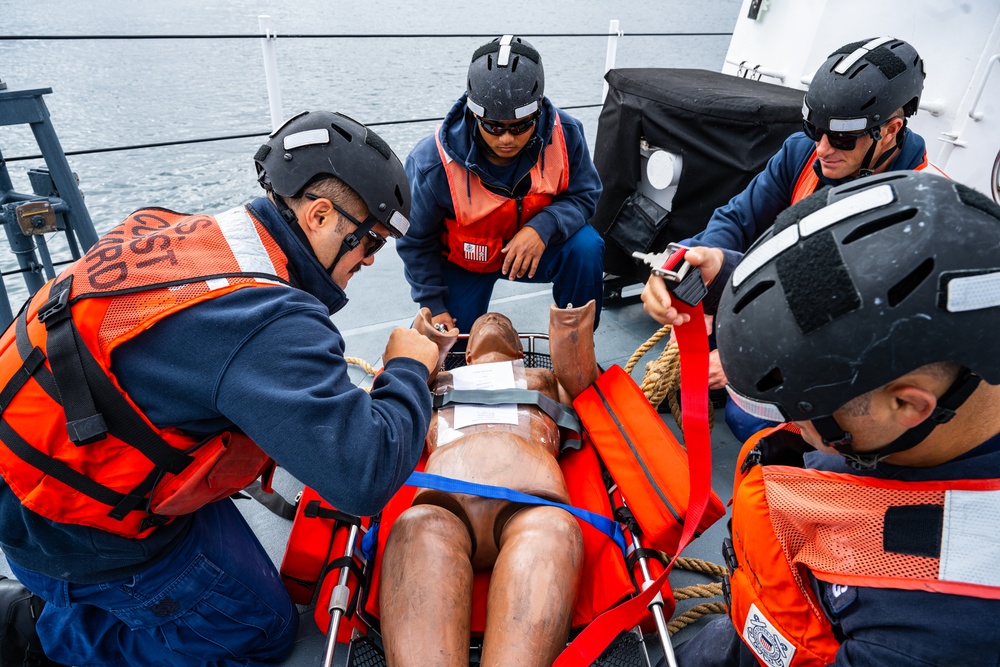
[790,149,934,204]
[435,116,570,273]
[726,424,1000,667]
[0,205,292,537]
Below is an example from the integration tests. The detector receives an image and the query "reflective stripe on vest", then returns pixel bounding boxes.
[435,116,570,272]
[790,149,934,204]
[727,424,1000,667]
[0,206,289,537]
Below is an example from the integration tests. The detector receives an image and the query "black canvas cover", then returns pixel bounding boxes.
[592,68,805,284]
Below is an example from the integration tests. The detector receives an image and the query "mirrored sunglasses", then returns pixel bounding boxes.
[477,115,538,137]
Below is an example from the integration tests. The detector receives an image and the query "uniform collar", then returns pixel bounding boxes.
[246,197,349,315]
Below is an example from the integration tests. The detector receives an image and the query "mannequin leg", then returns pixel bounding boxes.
[380,504,475,667]
[480,506,584,667]
[549,300,599,402]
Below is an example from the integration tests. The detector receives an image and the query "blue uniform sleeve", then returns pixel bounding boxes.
[525,110,602,246]
[691,134,814,252]
[113,287,433,518]
[396,135,452,316]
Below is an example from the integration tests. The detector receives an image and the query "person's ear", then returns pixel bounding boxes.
[887,384,937,429]
[882,117,905,143]
[300,196,333,233]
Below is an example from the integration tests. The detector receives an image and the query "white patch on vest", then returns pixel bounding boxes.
[463,242,489,264]
[743,603,796,667]
[945,271,1000,313]
[940,489,1000,588]
[205,278,229,291]
[215,207,278,278]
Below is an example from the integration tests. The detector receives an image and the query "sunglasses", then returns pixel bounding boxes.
[802,121,871,151]
[477,115,538,137]
[332,204,386,258]
[304,193,386,258]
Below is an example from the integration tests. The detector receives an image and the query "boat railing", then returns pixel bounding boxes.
[0,23,733,326]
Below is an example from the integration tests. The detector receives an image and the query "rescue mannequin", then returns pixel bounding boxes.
[380,301,599,667]
[646,171,1000,665]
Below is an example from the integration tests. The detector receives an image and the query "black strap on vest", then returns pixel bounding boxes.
[36,276,192,475]
[36,276,108,445]
[0,275,196,524]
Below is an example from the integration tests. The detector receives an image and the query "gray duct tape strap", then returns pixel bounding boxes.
[432,388,582,434]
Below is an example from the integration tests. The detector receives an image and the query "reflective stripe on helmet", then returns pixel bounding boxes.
[725,385,787,423]
[946,271,1000,313]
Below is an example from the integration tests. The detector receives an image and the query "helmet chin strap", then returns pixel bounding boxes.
[810,368,982,470]
[858,119,907,178]
[274,193,370,276]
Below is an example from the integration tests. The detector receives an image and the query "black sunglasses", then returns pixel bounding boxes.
[304,194,386,258]
[802,120,872,151]
[477,115,538,137]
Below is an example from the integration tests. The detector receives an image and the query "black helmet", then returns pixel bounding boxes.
[717,171,1000,430]
[803,37,925,132]
[466,35,544,121]
[254,110,410,238]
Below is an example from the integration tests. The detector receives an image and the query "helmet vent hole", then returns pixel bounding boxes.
[394,184,404,207]
[531,81,539,96]
[848,63,868,79]
[732,280,775,314]
[888,258,934,307]
[859,95,877,111]
[841,207,918,244]
[487,55,493,70]
[755,367,784,393]
[511,56,519,72]
[330,123,352,143]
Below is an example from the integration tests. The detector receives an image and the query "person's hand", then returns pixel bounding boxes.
[641,247,725,326]
[412,307,460,383]
[708,348,728,390]
[431,311,458,332]
[501,226,545,280]
[383,327,440,379]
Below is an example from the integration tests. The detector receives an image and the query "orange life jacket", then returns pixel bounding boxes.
[0,205,291,537]
[726,424,1000,667]
[435,115,570,272]
[790,149,934,204]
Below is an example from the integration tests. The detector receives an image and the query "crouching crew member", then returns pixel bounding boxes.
[0,111,439,666]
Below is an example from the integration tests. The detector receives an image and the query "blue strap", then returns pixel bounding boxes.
[405,471,626,553]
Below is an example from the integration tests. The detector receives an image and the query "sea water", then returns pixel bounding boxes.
[0,0,739,324]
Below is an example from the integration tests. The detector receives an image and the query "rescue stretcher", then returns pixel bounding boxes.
[279,326,723,667]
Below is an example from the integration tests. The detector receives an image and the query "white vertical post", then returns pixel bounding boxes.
[603,19,621,103]
[258,15,284,131]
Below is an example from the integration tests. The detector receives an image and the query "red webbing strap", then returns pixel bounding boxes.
[553,301,712,666]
